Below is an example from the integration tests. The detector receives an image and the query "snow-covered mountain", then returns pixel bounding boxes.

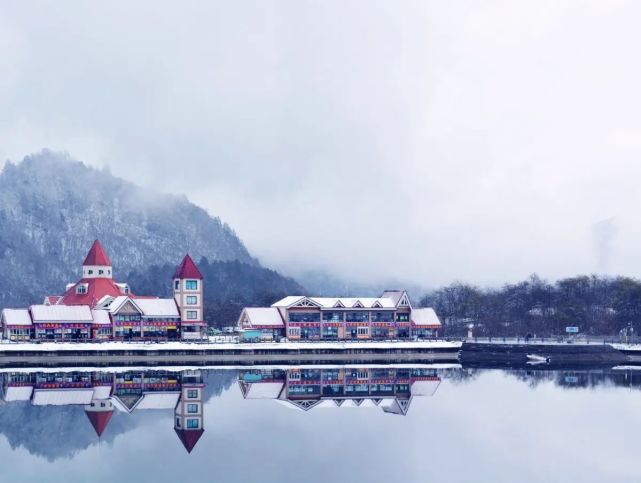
[0,150,292,310]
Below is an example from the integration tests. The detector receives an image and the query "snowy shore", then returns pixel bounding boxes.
[0,340,462,352]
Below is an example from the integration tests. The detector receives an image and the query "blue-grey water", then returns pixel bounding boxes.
[1,365,640,483]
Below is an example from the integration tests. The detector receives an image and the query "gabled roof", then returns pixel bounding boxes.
[85,408,114,437]
[1,308,33,326]
[173,254,203,280]
[175,428,204,453]
[271,296,396,309]
[134,298,179,318]
[411,308,441,328]
[107,296,142,315]
[30,304,93,322]
[239,307,284,328]
[381,290,405,306]
[83,240,112,266]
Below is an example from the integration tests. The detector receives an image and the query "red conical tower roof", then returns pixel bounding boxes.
[83,240,112,266]
[174,428,205,453]
[173,254,203,280]
[85,409,114,437]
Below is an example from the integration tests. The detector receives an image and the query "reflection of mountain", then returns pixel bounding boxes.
[238,367,442,416]
[0,368,237,460]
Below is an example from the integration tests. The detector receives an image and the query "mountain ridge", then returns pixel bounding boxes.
[0,150,301,321]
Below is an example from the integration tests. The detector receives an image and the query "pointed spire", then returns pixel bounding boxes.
[174,428,205,453]
[83,240,112,266]
[173,254,203,280]
[85,408,114,437]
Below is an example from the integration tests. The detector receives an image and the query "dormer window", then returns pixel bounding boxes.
[76,284,88,295]
[98,269,104,275]
[124,287,129,294]
[88,270,93,275]
[108,269,111,275]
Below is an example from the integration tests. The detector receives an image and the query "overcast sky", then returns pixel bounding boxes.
[2,1,641,287]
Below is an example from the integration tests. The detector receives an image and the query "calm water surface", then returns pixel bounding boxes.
[1,365,641,483]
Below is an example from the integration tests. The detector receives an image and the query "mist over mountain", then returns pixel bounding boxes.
[0,150,300,316]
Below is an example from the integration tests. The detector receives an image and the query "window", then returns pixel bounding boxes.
[175,280,180,290]
[371,312,393,322]
[288,327,301,337]
[187,403,199,413]
[322,311,343,322]
[176,417,181,428]
[98,269,104,275]
[76,285,87,295]
[88,270,93,275]
[186,296,198,305]
[288,312,320,323]
[187,419,199,429]
[396,313,409,322]
[186,311,198,320]
[186,280,198,290]
[187,389,198,399]
[346,312,369,322]
[357,327,369,336]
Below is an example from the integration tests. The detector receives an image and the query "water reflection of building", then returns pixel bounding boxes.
[238,367,441,415]
[0,369,206,452]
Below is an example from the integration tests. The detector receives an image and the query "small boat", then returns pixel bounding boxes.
[526,354,550,364]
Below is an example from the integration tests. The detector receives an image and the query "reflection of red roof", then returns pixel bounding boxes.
[174,428,204,453]
[60,278,127,307]
[173,255,203,280]
[83,240,111,266]
[85,409,114,437]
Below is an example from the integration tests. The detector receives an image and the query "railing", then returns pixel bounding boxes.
[465,335,632,345]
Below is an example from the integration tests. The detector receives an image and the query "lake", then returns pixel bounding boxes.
[1,364,640,483]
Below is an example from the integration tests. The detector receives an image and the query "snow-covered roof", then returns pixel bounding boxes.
[411,380,441,396]
[135,392,180,410]
[4,386,33,402]
[30,305,93,322]
[135,298,179,318]
[1,308,33,326]
[241,382,285,399]
[107,296,137,314]
[32,389,95,406]
[411,308,441,327]
[271,296,396,309]
[91,310,112,325]
[92,385,113,400]
[241,308,284,327]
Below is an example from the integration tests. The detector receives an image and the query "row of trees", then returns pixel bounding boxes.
[419,275,641,337]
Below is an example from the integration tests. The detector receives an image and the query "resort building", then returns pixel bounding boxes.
[0,240,207,341]
[238,367,441,415]
[237,290,441,341]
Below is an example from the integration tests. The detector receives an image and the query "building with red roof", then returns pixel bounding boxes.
[0,241,207,341]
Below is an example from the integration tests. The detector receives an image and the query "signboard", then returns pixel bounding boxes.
[566,326,579,334]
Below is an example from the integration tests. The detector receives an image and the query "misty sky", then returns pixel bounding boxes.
[2,1,641,287]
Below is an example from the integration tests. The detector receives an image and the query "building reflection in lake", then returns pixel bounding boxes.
[1,369,206,453]
[238,367,441,415]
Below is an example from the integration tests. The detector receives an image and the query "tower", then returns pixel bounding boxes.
[82,240,113,279]
[173,254,205,339]
[174,370,205,453]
